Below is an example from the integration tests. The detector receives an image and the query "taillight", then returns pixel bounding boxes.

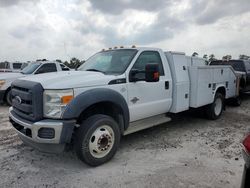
[243,134,250,153]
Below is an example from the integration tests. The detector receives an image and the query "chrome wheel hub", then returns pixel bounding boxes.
[88,125,114,158]
[214,98,222,116]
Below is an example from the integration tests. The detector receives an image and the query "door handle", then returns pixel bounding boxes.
[165,81,169,89]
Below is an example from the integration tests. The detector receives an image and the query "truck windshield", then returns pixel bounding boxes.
[78,49,137,75]
[21,62,41,74]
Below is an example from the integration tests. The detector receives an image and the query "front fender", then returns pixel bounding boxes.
[62,88,129,129]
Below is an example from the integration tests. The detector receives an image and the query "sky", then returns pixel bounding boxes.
[0,0,249,62]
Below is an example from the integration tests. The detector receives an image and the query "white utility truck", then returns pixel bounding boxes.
[0,61,71,105]
[9,47,240,166]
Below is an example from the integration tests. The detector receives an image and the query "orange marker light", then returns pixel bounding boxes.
[153,72,159,80]
[61,95,73,104]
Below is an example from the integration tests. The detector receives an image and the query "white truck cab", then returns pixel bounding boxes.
[0,61,71,105]
[9,47,240,166]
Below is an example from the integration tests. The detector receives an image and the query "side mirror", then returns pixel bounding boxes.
[145,63,159,82]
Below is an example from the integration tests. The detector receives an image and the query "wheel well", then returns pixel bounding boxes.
[216,87,226,97]
[76,102,125,132]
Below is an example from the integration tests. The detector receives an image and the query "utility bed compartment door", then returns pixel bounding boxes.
[189,67,214,108]
[165,52,190,113]
[189,66,237,108]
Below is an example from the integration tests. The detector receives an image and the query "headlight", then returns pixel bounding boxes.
[0,80,5,88]
[43,89,74,118]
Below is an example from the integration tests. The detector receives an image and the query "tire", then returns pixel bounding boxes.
[5,90,12,106]
[74,114,121,166]
[206,92,224,120]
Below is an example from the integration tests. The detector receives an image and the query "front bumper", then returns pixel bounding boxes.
[0,90,5,103]
[9,107,75,153]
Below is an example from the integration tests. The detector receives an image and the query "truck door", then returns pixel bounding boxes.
[127,50,172,122]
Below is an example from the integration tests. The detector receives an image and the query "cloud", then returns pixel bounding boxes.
[0,0,250,62]
[76,3,186,46]
[88,0,173,15]
[189,0,250,25]
[9,24,43,39]
[0,0,39,7]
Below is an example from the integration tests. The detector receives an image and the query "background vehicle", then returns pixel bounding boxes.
[241,134,250,188]
[0,61,24,73]
[9,47,240,166]
[210,60,250,92]
[20,62,30,70]
[0,61,71,105]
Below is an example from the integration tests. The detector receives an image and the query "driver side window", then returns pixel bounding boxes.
[131,51,164,79]
[36,63,57,74]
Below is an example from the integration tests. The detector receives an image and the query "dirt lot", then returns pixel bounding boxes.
[0,95,250,188]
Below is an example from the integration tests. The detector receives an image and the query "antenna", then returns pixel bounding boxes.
[64,42,71,60]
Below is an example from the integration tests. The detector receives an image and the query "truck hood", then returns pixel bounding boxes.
[0,72,24,80]
[19,71,118,89]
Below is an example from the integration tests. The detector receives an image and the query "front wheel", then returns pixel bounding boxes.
[74,114,121,166]
[206,92,224,120]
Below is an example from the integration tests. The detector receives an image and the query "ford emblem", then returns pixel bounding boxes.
[15,96,22,104]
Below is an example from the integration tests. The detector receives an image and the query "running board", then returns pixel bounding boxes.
[123,114,171,135]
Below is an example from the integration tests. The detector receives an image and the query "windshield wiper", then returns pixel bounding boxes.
[85,69,105,74]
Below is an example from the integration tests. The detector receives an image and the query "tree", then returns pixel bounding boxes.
[203,54,208,59]
[208,54,216,62]
[192,52,199,57]
[239,54,250,60]
[202,54,209,65]
[36,59,47,62]
[56,59,62,63]
[63,57,85,69]
[64,61,70,67]
[222,55,232,61]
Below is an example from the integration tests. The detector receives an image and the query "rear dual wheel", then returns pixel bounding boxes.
[74,114,121,166]
[206,92,224,120]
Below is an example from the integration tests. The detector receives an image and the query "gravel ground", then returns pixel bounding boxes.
[0,94,250,188]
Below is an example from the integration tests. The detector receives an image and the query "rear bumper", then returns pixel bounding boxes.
[9,107,75,153]
[0,90,5,103]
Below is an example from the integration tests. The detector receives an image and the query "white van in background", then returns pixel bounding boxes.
[0,61,25,73]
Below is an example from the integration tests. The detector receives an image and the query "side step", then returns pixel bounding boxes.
[123,114,171,135]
